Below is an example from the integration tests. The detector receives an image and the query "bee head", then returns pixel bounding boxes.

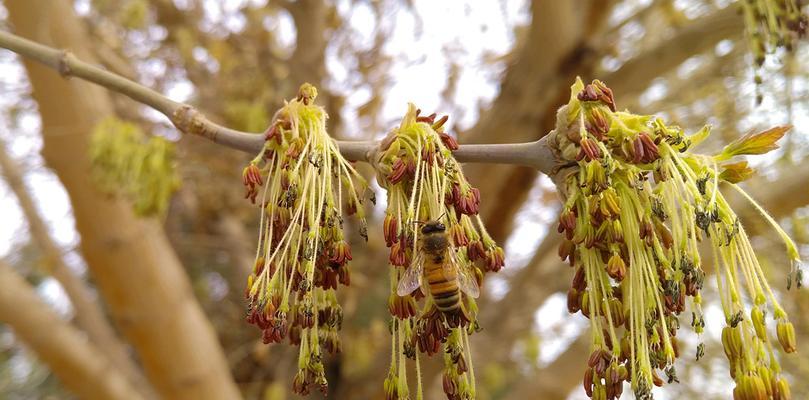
[421,221,446,234]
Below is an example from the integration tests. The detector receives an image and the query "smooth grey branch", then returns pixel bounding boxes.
[0,30,560,175]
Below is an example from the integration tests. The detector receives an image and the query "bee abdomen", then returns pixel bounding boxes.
[432,282,461,312]
[424,257,462,313]
[434,291,461,312]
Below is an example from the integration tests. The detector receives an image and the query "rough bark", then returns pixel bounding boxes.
[0,141,156,399]
[0,260,145,400]
[5,1,241,399]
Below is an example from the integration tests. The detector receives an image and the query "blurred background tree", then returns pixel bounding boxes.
[0,0,807,399]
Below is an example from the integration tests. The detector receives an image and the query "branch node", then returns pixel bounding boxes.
[57,50,73,77]
[171,105,216,141]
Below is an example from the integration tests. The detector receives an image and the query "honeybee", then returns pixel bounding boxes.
[397,220,480,327]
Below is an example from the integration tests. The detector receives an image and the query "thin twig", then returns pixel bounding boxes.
[0,30,560,175]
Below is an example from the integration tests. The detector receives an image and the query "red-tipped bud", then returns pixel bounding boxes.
[388,293,418,319]
[383,214,399,247]
[572,266,587,291]
[433,115,449,131]
[242,163,263,203]
[442,372,458,398]
[387,157,409,184]
[638,132,660,163]
[578,80,616,111]
[329,241,352,266]
[585,108,610,141]
[453,184,481,215]
[467,240,486,262]
[389,241,407,267]
[439,132,459,151]
[416,112,437,124]
[558,209,577,238]
[577,138,602,162]
[264,119,288,143]
[558,239,575,263]
[485,244,505,272]
[449,223,469,247]
[338,264,351,286]
[606,254,626,281]
[567,288,581,313]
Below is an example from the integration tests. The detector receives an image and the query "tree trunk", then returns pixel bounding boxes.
[6,1,241,399]
[504,335,590,400]
[0,140,157,399]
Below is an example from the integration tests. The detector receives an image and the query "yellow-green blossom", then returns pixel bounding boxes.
[243,84,369,396]
[89,116,179,217]
[377,104,502,400]
[556,77,800,400]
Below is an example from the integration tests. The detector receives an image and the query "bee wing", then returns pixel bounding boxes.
[397,251,424,296]
[445,250,480,298]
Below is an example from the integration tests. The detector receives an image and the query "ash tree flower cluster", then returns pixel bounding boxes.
[240,92,504,399]
[236,79,802,400]
[740,0,807,102]
[241,84,370,396]
[375,104,504,400]
[742,0,807,63]
[553,78,800,400]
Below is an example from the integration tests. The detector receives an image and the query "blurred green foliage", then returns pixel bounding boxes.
[89,116,180,217]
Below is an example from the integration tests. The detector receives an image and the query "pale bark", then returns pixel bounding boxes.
[0,30,560,173]
[286,0,328,87]
[604,6,742,96]
[0,141,156,399]
[464,4,742,242]
[504,335,590,400]
[0,260,144,400]
[6,1,241,399]
[460,0,615,242]
[479,234,566,347]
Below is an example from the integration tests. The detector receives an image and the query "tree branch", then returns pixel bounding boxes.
[604,5,741,96]
[0,259,145,400]
[0,30,560,176]
[504,334,590,400]
[0,140,156,399]
[5,1,242,396]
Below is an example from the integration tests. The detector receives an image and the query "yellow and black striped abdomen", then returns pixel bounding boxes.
[425,255,461,313]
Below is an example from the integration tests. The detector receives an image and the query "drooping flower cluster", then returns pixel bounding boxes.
[242,84,370,396]
[741,0,806,63]
[740,0,807,101]
[376,104,504,400]
[90,116,179,216]
[553,78,800,400]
